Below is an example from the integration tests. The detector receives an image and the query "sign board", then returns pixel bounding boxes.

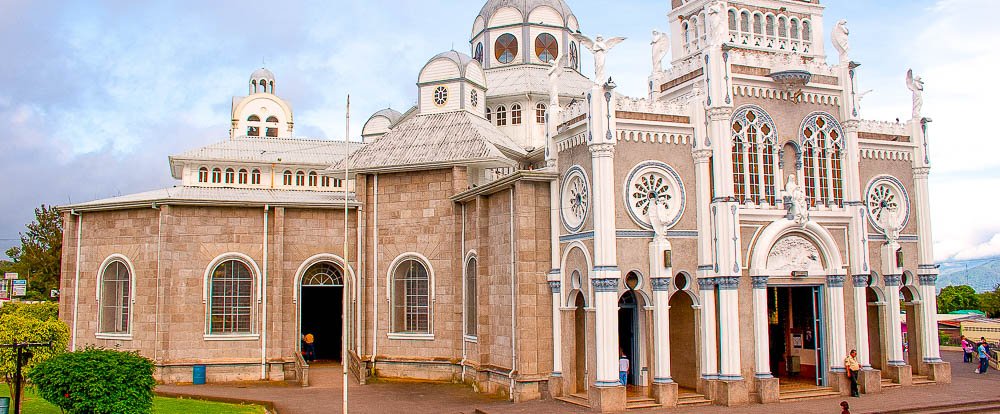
[51,289,60,298]
[4,272,17,280]
[0,282,7,300]
[11,279,27,297]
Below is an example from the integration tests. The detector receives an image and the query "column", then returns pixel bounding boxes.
[717,277,742,380]
[918,275,942,363]
[884,275,906,366]
[652,277,672,383]
[912,166,942,364]
[826,275,848,373]
[751,277,771,378]
[550,281,563,376]
[699,278,718,380]
[852,275,872,368]
[593,278,621,387]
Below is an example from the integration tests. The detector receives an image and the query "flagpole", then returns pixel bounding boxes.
[343,94,350,414]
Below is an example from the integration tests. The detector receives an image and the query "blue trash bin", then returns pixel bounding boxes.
[0,396,10,414]
[193,365,206,385]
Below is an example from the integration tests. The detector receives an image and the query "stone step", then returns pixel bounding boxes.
[911,375,935,386]
[555,394,590,409]
[778,387,841,402]
[626,401,662,410]
[677,393,713,407]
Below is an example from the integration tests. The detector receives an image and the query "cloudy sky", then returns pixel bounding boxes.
[1,0,996,263]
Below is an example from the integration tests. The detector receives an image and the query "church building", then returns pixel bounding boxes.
[58,0,949,411]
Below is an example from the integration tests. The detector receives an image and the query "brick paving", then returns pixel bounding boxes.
[156,351,1000,413]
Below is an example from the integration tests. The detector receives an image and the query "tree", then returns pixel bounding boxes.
[0,302,70,399]
[5,204,63,301]
[978,284,1000,318]
[937,285,981,314]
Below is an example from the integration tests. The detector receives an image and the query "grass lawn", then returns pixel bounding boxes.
[0,386,266,414]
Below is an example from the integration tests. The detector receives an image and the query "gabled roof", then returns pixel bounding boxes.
[60,186,354,212]
[170,136,364,178]
[485,65,593,99]
[330,111,527,174]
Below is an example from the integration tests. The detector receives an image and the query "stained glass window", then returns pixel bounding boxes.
[535,33,558,63]
[495,33,518,64]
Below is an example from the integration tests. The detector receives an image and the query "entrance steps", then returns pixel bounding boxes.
[677,391,712,407]
[625,396,659,410]
[881,377,903,390]
[778,386,841,402]
[555,393,590,408]
[911,375,935,386]
[555,391,710,410]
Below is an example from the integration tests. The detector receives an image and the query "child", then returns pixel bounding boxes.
[841,401,851,414]
[961,336,973,363]
[619,352,630,386]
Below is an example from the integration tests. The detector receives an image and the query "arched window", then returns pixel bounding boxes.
[225,168,235,184]
[731,106,778,205]
[753,13,763,35]
[790,18,800,39]
[536,103,547,124]
[308,171,318,187]
[321,176,330,187]
[247,115,261,137]
[266,116,278,123]
[740,11,750,33]
[495,33,518,64]
[295,171,305,186]
[238,169,248,184]
[392,257,431,334]
[535,33,558,63]
[569,42,579,70]
[269,80,274,94]
[496,105,507,126]
[265,116,279,137]
[211,168,222,183]
[99,259,131,335]
[464,256,477,337]
[251,169,261,185]
[474,42,484,63]
[510,103,522,125]
[682,22,691,46]
[302,262,344,286]
[778,16,788,38]
[801,113,845,207]
[802,20,812,42]
[486,107,492,121]
[198,167,208,183]
[283,170,293,186]
[208,259,255,334]
[728,9,738,32]
[766,15,776,37]
[248,115,260,122]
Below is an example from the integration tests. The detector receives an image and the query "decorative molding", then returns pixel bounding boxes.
[883,274,902,287]
[717,276,740,290]
[732,84,840,106]
[858,119,909,137]
[751,276,769,289]
[617,130,692,145]
[697,277,717,290]
[859,148,914,161]
[588,143,616,155]
[556,132,587,153]
[559,231,594,243]
[918,274,938,286]
[615,97,687,117]
[592,278,620,292]
[826,275,846,288]
[868,234,918,242]
[549,281,561,293]
[651,277,672,291]
[852,274,869,288]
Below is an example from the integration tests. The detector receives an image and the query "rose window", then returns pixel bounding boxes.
[865,176,910,233]
[433,86,448,106]
[624,161,686,230]
[561,167,590,232]
[631,172,672,217]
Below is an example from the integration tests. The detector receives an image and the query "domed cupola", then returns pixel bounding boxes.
[417,50,488,118]
[470,0,581,71]
[249,67,276,94]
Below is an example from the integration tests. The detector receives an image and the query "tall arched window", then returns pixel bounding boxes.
[728,9,737,32]
[800,113,845,207]
[212,168,222,183]
[392,257,431,334]
[321,176,330,187]
[225,168,235,184]
[198,167,209,183]
[495,33,518,64]
[247,115,261,137]
[308,171,318,187]
[766,14,775,37]
[496,105,507,126]
[510,103,522,125]
[208,259,255,334]
[474,42,484,63]
[265,116,279,137]
[295,171,305,186]
[535,33,558,63]
[283,170,293,186]
[536,103,547,124]
[740,11,750,33]
[731,106,778,205]
[464,256,477,338]
[238,169,248,185]
[752,13,763,35]
[803,21,812,42]
[778,16,788,38]
[99,258,131,335]
[251,169,261,185]
[790,18,800,39]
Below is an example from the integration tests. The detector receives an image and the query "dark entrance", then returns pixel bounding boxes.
[768,286,826,386]
[618,290,640,385]
[299,262,345,362]
[573,293,587,393]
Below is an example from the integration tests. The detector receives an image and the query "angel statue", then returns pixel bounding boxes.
[572,33,626,84]
[783,175,810,225]
[831,19,850,63]
[906,69,925,119]
[880,205,902,244]
[651,29,670,73]
[547,50,563,108]
[706,1,728,47]
[647,197,672,241]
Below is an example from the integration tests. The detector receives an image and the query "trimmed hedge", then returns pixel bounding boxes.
[28,347,156,414]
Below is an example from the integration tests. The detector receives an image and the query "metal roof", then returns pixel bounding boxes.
[478,0,574,25]
[171,136,363,165]
[61,185,354,212]
[485,65,593,99]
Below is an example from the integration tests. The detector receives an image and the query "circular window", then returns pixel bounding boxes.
[495,33,518,64]
[535,33,558,63]
[433,86,448,107]
[561,166,590,233]
[623,161,686,230]
[674,273,690,291]
[571,270,583,290]
[471,89,478,107]
[865,176,910,234]
[625,271,641,290]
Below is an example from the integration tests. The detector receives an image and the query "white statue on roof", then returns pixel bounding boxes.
[906,69,925,119]
[831,20,850,64]
[547,50,563,108]
[651,29,670,73]
[573,33,626,84]
[706,1,728,47]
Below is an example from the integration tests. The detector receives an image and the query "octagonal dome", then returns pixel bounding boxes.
[477,0,574,27]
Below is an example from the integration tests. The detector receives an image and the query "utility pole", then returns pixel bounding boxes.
[0,342,52,414]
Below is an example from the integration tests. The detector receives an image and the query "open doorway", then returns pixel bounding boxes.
[299,261,345,363]
[573,292,588,393]
[618,290,640,386]
[768,286,827,387]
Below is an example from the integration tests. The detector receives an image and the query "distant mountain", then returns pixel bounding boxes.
[938,257,1000,293]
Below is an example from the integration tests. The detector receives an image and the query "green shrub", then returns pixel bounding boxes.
[0,301,60,321]
[28,347,156,414]
[0,302,68,399]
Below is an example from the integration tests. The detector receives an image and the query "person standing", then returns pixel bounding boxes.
[303,332,316,362]
[619,352,630,386]
[844,349,861,398]
[961,336,973,363]
[977,339,990,374]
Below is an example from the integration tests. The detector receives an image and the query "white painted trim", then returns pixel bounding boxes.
[95,333,132,341]
[386,332,435,341]
[95,253,137,337]
[560,240,592,306]
[385,252,436,335]
[204,334,260,341]
[201,252,263,335]
[748,218,846,276]
[292,253,357,303]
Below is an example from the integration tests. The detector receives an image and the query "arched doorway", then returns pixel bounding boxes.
[901,283,923,373]
[573,291,588,393]
[866,283,886,371]
[618,289,640,386]
[669,288,698,389]
[299,261,345,362]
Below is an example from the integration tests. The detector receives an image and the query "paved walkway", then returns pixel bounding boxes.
[157,351,1000,413]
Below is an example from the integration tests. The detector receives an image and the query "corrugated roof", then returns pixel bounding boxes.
[478,0,574,24]
[171,136,364,165]
[331,111,527,173]
[485,65,593,99]
[62,186,353,212]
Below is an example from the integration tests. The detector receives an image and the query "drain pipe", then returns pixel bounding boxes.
[509,188,517,400]
[152,203,162,364]
[70,210,82,351]
[371,174,379,369]
[460,203,467,383]
[261,204,270,380]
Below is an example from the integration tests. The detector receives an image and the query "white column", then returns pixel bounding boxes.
[717,277,742,380]
[752,277,771,378]
[826,275,848,373]
[919,275,942,363]
[699,278,718,380]
[852,275,873,368]
[550,281,563,375]
[652,277,673,384]
[912,164,942,364]
[594,279,621,386]
[884,275,906,366]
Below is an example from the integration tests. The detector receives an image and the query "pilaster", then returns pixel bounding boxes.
[751,276,771,378]
[852,275,873,368]
[699,278,718,382]
[826,275,848,373]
